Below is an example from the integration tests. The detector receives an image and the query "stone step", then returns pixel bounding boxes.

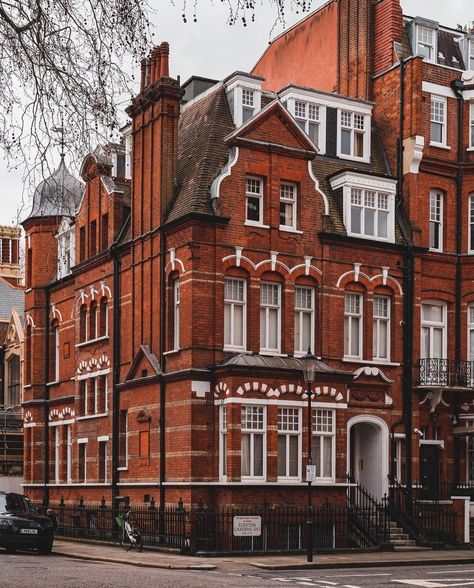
[390,539,416,546]
[393,545,433,552]
[390,533,410,540]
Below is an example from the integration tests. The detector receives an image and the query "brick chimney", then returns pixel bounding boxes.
[0,226,21,285]
[126,42,184,236]
[374,0,404,75]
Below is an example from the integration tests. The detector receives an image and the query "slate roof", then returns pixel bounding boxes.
[165,83,400,242]
[26,159,84,221]
[220,353,351,376]
[0,277,24,321]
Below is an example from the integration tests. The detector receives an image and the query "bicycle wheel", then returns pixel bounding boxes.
[134,533,143,553]
[119,531,131,551]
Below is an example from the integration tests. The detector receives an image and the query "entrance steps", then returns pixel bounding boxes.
[388,521,431,552]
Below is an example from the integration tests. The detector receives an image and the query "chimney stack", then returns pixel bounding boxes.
[139,42,172,93]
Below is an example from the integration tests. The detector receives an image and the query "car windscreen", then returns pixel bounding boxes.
[0,494,33,513]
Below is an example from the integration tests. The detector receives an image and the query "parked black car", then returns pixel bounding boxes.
[0,492,54,554]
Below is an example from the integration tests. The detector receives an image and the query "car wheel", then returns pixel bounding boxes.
[5,545,16,554]
[38,542,53,555]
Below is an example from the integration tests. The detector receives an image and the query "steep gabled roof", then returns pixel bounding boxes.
[0,277,23,321]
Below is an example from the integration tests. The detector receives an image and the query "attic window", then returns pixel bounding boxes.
[242,89,255,123]
[416,25,436,62]
[294,100,320,148]
[225,74,262,127]
[468,39,474,70]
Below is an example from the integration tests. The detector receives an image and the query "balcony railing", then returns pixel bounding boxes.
[418,358,474,388]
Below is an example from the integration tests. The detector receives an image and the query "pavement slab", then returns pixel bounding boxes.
[51,539,474,572]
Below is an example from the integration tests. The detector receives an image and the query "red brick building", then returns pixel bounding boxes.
[21,0,474,540]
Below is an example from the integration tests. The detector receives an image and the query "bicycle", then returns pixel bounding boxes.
[115,510,143,552]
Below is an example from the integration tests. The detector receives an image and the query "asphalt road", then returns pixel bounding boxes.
[4,553,474,587]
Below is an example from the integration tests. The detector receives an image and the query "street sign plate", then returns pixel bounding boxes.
[233,515,261,537]
[306,465,317,482]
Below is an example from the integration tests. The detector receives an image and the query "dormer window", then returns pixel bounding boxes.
[330,172,397,243]
[417,26,435,61]
[294,101,320,148]
[338,111,368,161]
[225,73,263,127]
[242,89,255,123]
[469,39,474,71]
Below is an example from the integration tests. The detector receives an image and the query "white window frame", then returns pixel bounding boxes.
[337,110,370,162]
[54,427,60,484]
[245,176,264,227]
[294,286,315,357]
[312,409,336,482]
[93,378,99,414]
[241,405,266,481]
[224,277,247,351]
[279,182,297,231]
[468,304,474,364]
[469,194,474,253]
[66,425,72,483]
[118,410,128,471]
[421,300,447,360]
[225,76,262,128]
[373,295,391,362]
[470,103,474,150]
[348,188,391,241]
[260,282,282,354]
[173,278,180,350]
[416,25,436,62]
[98,439,107,483]
[430,96,447,147]
[277,407,301,481]
[53,324,59,383]
[219,404,227,481]
[292,99,324,152]
[469,39,474,72]
[78,439,88,483]
[344,292,363,360]
[429,190,443,252]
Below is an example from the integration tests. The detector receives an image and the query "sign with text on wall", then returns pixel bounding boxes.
[307,465,317,482]
[233,516,262,537]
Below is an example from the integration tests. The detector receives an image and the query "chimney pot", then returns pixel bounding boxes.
[140,58,147,92]
[160,42,170,78]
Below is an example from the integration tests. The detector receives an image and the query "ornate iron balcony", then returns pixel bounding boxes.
[418,358,474,388]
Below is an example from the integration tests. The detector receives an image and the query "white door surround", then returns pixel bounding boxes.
[347,414,389,500]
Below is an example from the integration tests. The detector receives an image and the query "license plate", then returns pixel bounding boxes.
[20,528,38,534]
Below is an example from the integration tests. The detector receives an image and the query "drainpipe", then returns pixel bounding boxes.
[43,288,51,507]
[394,44,413,495]
[111,251,122,503]
[452,78,464,488]
[159,229,167,512]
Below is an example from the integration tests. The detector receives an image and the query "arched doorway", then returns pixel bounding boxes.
[347,415,389,500]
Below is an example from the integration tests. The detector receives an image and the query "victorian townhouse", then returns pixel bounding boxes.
[21,0,474,532]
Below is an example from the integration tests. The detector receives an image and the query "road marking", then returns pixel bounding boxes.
[342,585,363,588]
[429,572,474,575]
[328,574,391,578]
[394,581,474,587]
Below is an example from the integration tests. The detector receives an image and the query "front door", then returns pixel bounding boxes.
[420,444,440,498]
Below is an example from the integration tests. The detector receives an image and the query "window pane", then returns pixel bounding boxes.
[341,129,351,155]
[242,107,253,123]
[433,328,443,358]
[378,211,388,238]
[351,206,362,234]
[247,196,260,221]
[302,312,312,352]
[431,122,443,144]
[378,321,388,358]
[234,305,243,346]
[254,434,264,477]
[268,308,278,349]
[278,436,287,477]
[260,308,266,348]
[312,437,321,477]
[224,304,232,346]
[289,436,299,477]
[323,437,333,478]
[470,330,474,362]
[351,317,360,356]
[422,326,430,359]
[241,434,250,477]
[344,316,350,356]
[354,131,364,157]
[364,207,375,236]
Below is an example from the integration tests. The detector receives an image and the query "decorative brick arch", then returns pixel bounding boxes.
[337,264,372,290]
[165,248,186,276]
[50,303,63,323]
[214,381,230,398]
[24,411,33,423]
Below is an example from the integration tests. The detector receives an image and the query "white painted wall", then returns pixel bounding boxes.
[353,423,384,500]
[0,476,22,493]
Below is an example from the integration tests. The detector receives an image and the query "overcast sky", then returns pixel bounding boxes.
[0,0,472,226]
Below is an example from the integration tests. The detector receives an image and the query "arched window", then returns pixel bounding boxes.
[79,304,87,342]
[89,301,98,341]
[7,355,21,406]
[49,320,59,382]
[99,298,108,338]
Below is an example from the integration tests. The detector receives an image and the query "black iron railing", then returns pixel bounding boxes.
[418,358,474,387]
[40,496,392,555]
[387,477,458,547]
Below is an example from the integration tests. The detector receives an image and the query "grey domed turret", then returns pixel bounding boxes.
[26,158,84,221]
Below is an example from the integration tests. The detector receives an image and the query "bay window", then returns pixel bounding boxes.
[260,282,281,353]
[294,286,315,356]
[246,177,263,225]
[279,182,297,230]
[429,190,443,251]
[373,295,390,361]
[312,409,335,481]
[224,277,246,351]
[344,292,362,359]
[241,405,265,479]
[278,408,301,480]
[430,96,446,146]
[349,188,389,240]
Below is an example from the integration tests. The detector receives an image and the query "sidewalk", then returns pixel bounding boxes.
[52,539,474,572]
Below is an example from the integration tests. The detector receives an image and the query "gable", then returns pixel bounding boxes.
[227,101,317,155]
[125,344,161,382]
